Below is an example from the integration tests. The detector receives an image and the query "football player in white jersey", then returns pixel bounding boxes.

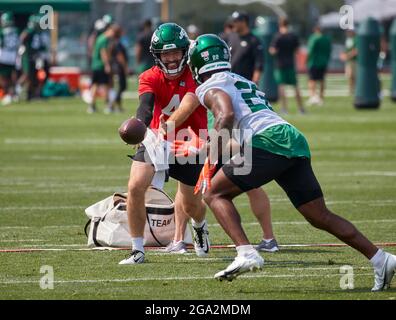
[167,34,395,291]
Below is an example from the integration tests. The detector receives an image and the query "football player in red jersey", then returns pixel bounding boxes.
[119,23,209,264]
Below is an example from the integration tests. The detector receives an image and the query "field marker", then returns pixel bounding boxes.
[4,138,120,145]
[1,206,86,212]
[0,272,375,285]
[0,239,45,243]
[1,242,396,253]
[0,217,395,230]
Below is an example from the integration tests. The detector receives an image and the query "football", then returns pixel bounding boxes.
[118,118,147,145]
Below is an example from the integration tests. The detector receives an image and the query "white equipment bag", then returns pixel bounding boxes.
[84,186,192,248]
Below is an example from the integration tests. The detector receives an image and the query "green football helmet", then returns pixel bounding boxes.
[27,14,41,30]
[150,23,190,75]
[188,34,231,84]
[0,12,14,28]
[102,14,114,29]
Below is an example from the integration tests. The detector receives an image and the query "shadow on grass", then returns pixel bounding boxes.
[273,248,341,254]
[234,286,396,296]
[263,259,346,268]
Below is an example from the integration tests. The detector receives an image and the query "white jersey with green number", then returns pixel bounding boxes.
[195,71,288,145]
[197,71,311,159]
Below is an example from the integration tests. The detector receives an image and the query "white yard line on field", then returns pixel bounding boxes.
[0,272,375,285]
[2,242,396,253]
[0,225,81,230]
[4,138,120,145]
[0,187,125,194]
[209,218,396,228]
[1,165,126,171]
[1,206,86,211]
[0,239,45,242]
[239,199,396,207]
[336,171,396,177]
[0,218,395,231]
[0,176,127,183]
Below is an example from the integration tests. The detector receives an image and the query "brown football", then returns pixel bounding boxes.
[118,118,147,145]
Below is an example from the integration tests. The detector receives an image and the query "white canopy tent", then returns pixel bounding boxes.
[353,0,396,22]
[319,12,342,28]
[218,0,287,17]
[319,0,396,28]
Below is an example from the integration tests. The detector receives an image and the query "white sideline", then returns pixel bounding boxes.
[1,199,396,213]
[208,218,396,227]
[0,239,45,243]
[1,206,85,211]
[4,138,119,145]
[0,218,395,230]
[0,272,374,285]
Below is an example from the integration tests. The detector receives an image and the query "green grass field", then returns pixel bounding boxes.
[0,74,396,300]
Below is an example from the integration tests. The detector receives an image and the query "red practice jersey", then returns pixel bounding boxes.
[138,66,207,137]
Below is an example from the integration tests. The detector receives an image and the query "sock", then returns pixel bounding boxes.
[236,244,255,257]
[370,249,386,269]
[131,237,144,253]
[192,219,205,228]
[263,238,274,243]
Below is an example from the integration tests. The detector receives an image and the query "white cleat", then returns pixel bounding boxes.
[214,251,264,282]
[81,89,93,104]
[192,221,210,257]
[256,239,279,253]
[118,250,145,265]
[1,95,12,106]
[164,240,187,254]
[372,253,396,292]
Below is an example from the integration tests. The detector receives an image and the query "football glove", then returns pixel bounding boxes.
[194,157,218,195]
[171,127,206,157]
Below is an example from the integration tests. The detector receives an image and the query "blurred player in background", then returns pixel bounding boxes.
[306,24,332,106]
[17,14,42,101]
[187,24,200,40]
[134,19,154,75]
[87,18,106,71]
[110,25,128,113]
[270,17,305,114]
[224,11,263,84]
[219,17,234,40]
[36,18,51,98]
[0,12,19,105]
[87,24,118,113]
[119,23,210,264]
[340,29,357,95]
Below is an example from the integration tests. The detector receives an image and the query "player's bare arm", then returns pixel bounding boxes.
[161,92,200,134]
[203,88,234,163]
[100,47,111,74]
[252,69,262,85]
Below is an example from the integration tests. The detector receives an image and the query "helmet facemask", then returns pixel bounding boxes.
[152,47,189,75]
